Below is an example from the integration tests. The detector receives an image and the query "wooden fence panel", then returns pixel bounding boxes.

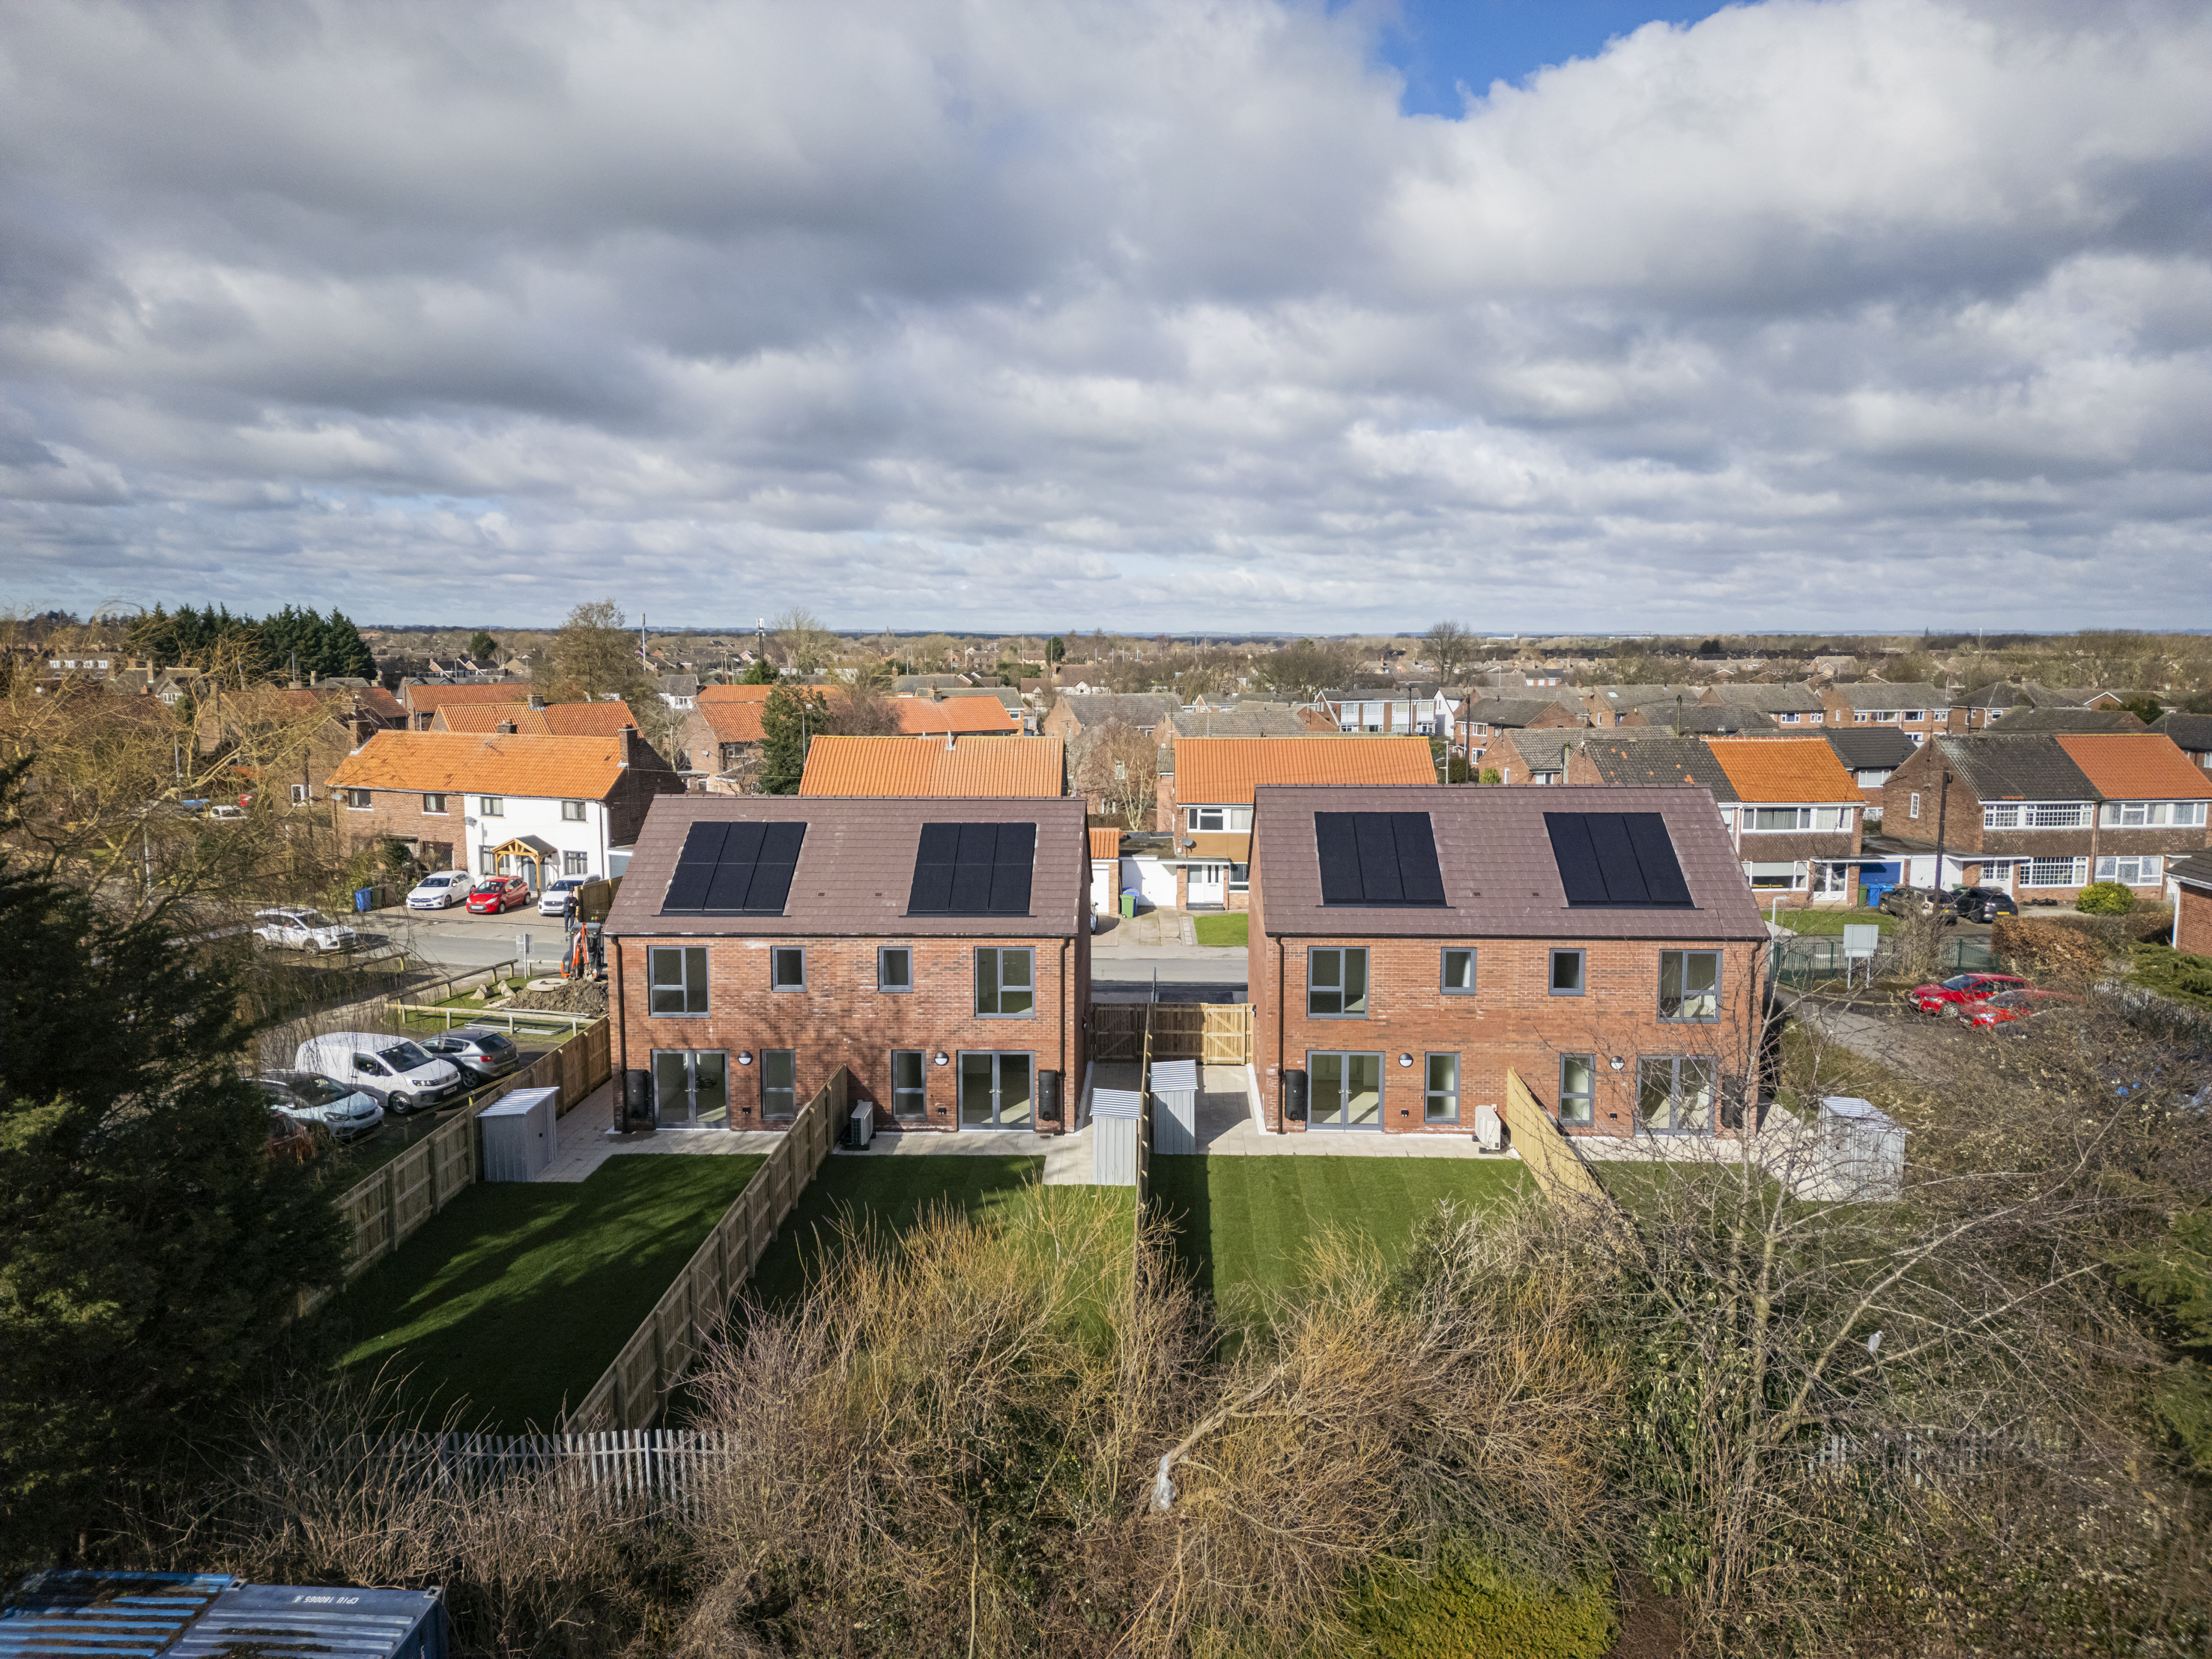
[1091,1002,1250,1063]
[1090,1006,1143,1061]
[389,1142,438,1246]
[1500,1069,1616,1215]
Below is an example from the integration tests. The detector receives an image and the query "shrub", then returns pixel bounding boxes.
[2076,881,2136,915]
[1341,1544,1614,1659]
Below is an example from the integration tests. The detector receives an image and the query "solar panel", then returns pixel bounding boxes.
[908,821,1037,915]
[659,818,807,915]
[1315,812,1447,907]
[1545,811,1694,909]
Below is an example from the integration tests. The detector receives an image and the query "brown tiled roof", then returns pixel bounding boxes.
[2053,733,2212,800]
[1580,737,1739,801]
[892,697,1019,736]
[799,736,1064,797]
[324,730,633,798]
[1178,736,1437,804]
[357,685,407,723]
[1250,784,1766,941]
[603,795,1088,938]
[1707,738,1858,804]
[700,700,767,744]
[1089,828,1123,861]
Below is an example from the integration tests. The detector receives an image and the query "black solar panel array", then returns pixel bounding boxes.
[908,821,1037,915]
[1314,811,1447,906]
[660,820,807,915]
[1544,812,1694,908]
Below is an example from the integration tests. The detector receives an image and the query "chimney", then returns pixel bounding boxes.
[347,713,371,753]
[497,719,518,735]
[527,693,547,710]
[618,724,637,768]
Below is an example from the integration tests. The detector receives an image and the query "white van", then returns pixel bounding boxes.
[293,1032,464,1114]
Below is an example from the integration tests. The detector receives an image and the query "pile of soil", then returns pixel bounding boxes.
[505,980,608,1017]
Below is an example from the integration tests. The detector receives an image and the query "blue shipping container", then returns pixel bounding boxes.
[3,1577,448,1659]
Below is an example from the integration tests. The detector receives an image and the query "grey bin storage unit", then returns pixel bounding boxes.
[1151,1059,1198,1154]
[479,1086,560,1182]
[1091,1088,1143,1185]
[1808,1096,1906,1202]
[1,1575,449,1659]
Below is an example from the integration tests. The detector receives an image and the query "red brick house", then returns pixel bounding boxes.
[1247,785,1766,1141]
[603,796,1090,1136]
[2172,852,2212,956]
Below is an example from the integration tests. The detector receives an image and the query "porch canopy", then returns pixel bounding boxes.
[488,833,560,888]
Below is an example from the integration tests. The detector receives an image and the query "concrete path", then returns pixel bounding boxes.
[1092,1061,1520,1161]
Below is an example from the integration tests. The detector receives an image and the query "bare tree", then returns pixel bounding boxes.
[534,600,638,703]
[1423,620,1474,685]
[772,608,834,676]
[1072,721,1159,829]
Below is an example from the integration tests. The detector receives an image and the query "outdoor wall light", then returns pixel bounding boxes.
[1609,1056,1625,1070]
[736,1051,753,1066]
[1398,1053,1413,1067]
[933,1051,949,1067]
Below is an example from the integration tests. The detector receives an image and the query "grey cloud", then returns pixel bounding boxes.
[1,0,2209,631]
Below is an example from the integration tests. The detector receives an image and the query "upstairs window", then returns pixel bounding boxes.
[1307,947,1369,1017]
[1658,950,1721,1020]
[771,947,806,991]
[1440,947,1477,995]
[975,947,1034,1017]
[1187,806,1227,832]
[1549,949,1586,996]
[480,795,504,817]
[345,789,372,810]
[561,799,587,822]
[879,946,913,993]
[422,792,447,814]
[648,946,709,1016]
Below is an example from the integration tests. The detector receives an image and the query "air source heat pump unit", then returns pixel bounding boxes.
[847,1104,875,1149]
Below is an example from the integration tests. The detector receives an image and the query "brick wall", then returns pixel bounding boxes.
[335,789,461,868]
[2178,885,2212,956]
[1250,885,1762,1139]
[615,931,1087,1135]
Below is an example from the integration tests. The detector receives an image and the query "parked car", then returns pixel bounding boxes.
[1879,886,1952,919]
[1957,988,2081,1028]
[291,1034,463,1113]
[252,906,359,953]
[418,1027,521,1082]
[252,1070,386,1139]
[1908,971,2028,1013]
[266,1110,315,1163]
[1949,886,2019,923]
[407,870,476,910]
[205,804,248,824]
[466,875,532,915]
[538,874,593,917]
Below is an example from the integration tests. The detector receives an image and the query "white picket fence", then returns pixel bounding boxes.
[372,1428,735,1520]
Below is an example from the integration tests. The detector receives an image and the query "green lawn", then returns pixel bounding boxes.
[333,1153,765,1430]
[1148,1156,1530,1320]
[1770,908,1895,936]
[744,1154,1050,1308]
[1192,913,1249,947]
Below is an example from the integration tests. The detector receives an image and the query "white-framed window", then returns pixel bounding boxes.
[1748,807,1820,831]
[1229,862,1250,892]
[2184,801,2211,827]
[480,795,504,817]
[1984,802,2092,830]
[1854,712,1870,724]
[1873,711,1898,723]
[1903,710,1926,722]
[1909,733,1926,746]
[478,845,494,875]
[1778,712,1800,724]
[1909,792,1921,819]
[563,850,589,876]
[2095,855,2166,886]
[561,799,587,822]
[2022,857,2088,888]
[1745,861,1806,891]
[290,783,311,804]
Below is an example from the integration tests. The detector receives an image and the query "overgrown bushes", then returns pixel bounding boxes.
[1341,1544,1614,1658]
[2076,879,2136,915]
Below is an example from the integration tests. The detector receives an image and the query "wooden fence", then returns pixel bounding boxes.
[1092,1001,1251,1063]
[1500,1068,1617,1216]
[314,1019,615,1306]
[565,1068,846,1432]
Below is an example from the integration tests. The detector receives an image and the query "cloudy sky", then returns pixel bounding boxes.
[3,0,2210,634]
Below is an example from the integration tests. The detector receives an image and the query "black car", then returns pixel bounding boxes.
[1948,886,2019,923]
[418,1026,522,1083]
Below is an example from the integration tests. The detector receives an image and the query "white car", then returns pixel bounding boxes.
[205,804,248,824]
[539,874,593,916]
[407,870,475,910]
[253,907,359,953]
[292,1033,464,1114]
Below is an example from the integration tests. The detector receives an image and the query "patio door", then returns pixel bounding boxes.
[1307,1051,1383,1131]
[958,1052,1033,1130]
[652,1049,728,1128]
[1187,863,1227,907]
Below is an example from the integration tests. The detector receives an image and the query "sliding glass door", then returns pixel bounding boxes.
[1307,1050,1383,1130]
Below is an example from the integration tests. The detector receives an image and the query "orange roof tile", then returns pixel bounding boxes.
[1706,738,1859,803]
[1088,827,1123,861]
[698,683,775,703]
[700,700,767,744]
[435,703,552,736]
[2054,733,2212,799]
[892,697,1019,736]
[542,700,640,736]
[325,730,634,798]
[406,682,532,713]
[1181,736,1437,803]
[799,736,1064,797]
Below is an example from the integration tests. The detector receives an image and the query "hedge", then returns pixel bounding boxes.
[1339,1547,1614,1659]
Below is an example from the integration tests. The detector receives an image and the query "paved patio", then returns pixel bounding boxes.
[1095,1061,1518,1161]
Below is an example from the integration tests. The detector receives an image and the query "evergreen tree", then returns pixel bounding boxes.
[467,631,499,664]
[739,658,780,686]
[321,611,375,681]
[0,777,347,1562]
[758,686,826,794]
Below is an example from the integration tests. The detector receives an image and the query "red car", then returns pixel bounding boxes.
[1908,971,2027,1014]
[1957,989,2080,1028]
[466,875,532,915]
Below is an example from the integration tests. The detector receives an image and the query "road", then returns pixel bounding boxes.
[360,899,575,974]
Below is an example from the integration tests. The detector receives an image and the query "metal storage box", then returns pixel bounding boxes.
[479,1086,559,1182]
[1151,1059,1198,1154]
[1807,1096,1905,1202]
[2,1576,449,1659]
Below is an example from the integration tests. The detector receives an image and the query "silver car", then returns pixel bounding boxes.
[252,1071,385,1139]
[253,906,359,953]
[419,1027,522,1082]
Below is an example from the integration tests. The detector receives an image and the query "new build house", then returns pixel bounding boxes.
[1246,786,1766,1140]
[324,727,683,888]
[1154,736,1439,910]
[1878,733,2212,900]
[604,796,1089,1136]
